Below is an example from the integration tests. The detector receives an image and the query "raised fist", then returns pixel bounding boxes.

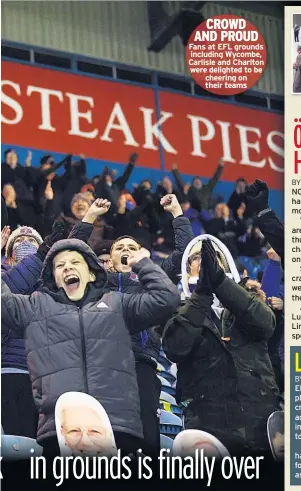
[127,248,151,267]
[83,199,111,224]
[129,153,138,164]
[160,194,182,218]
[89,199,111,216]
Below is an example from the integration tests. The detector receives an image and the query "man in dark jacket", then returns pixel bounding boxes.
[227,178,247,215]
[162,239,279,456]
[1,231,180,455]
[171,160,224,212]
[94,153,138,214]
[75,194,194,458]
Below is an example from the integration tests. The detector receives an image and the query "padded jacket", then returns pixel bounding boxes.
[1,239,180,444]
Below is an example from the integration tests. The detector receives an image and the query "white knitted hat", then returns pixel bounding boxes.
[5,226,43,258]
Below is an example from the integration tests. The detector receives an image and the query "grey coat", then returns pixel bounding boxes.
[1,239,180,444]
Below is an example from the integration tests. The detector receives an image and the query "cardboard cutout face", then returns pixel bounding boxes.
[173,429,230,459]
[55,392,117,457]
[181,234,241,298]
[267,411,284,462]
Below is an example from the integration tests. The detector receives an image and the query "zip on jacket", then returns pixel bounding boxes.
[78,307,89,394]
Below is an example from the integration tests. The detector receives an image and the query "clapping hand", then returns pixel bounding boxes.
[201,240,226,290]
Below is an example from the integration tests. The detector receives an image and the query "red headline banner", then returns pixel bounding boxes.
[1,61,284,189]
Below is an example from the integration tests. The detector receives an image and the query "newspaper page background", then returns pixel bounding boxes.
[285,5,301,490]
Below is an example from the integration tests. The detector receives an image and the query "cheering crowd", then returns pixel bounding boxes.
[1,148,285,465]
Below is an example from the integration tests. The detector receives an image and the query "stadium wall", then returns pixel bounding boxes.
[1,1,284,96]
[1,58,284,218]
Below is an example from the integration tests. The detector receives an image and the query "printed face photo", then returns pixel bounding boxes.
[173,429,230,459]
[267,411,284,462]
[60,405,112,456]
[272,431,284,462]
[191,439,224,458]
[55,392,117,457]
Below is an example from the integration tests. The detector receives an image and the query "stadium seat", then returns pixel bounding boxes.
[158,353,172,371]
[160,391,177,405]
[1,435,43,460]
[158,374,171,387]
[159,369,176,385]
[160,391,182,415]
[159,410,182,436]
[168,364,177,379]
[160,434,174,453]
[160,400,182,416]
[238,256,268,280]
[157,375,176,397]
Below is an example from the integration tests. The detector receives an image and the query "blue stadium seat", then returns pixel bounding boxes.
[160,400,182,416]
[159,369,176,385]
[238,256,268,280]
[157,375,176,397]
[1,435,43,460]
[168,364,177,379]
[158,374,171,387]
[160,434,174,453]
[160,391,177,405]
[158,353,172,371]
[157,363,165,372]
[160,391,182,416]
[159,410,182,436]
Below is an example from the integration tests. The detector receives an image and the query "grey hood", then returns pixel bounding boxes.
[40,239,108,292]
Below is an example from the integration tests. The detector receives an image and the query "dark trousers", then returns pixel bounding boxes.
[295,31,299,42]
[135,361,161,459]
[1,372,38,438]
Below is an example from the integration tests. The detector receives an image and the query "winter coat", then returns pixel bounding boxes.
[76,216,194,366]
[1,254,43,370]
[187,165,224,212]
[261,259,283,300]
[1,221,88,371]
[95,162,135,214]
[261,258,284,389]
[227,190,246,215]
[1,239,180,444]
[171,165,223,212]
[256,210,284,267]
[162,276,279,454]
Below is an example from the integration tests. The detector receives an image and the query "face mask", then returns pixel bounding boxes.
[194,182,202,190]
[126,200,135,211]
[14,241,38,262]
